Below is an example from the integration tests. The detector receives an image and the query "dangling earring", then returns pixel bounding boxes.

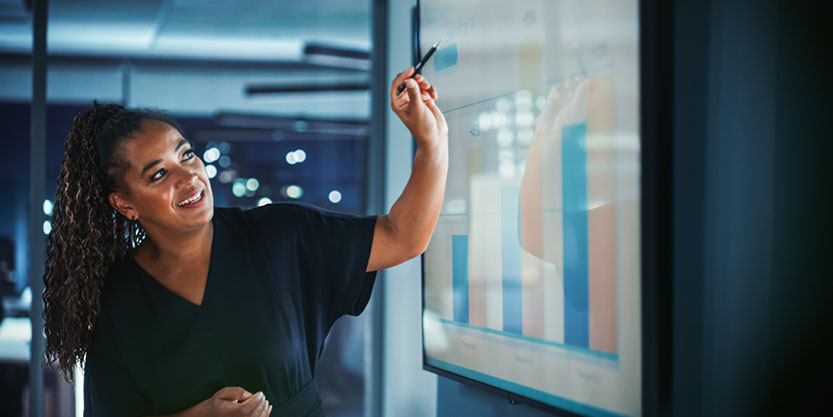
[129,215,137,246]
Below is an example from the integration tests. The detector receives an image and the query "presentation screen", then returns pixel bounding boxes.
[420,0,641,415]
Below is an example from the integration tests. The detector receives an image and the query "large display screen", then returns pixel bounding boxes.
[420,0,641,415]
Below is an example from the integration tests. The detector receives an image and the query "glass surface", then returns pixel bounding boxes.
[420,0,641,415]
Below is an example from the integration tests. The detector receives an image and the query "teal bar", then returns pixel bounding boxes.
[452,234,469,323]
[562,123,590,348]
[501,186,523,334]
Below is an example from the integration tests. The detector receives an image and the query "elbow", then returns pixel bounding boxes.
[397,239,428,263]
[399,240,427,263]
[411,241,430,260]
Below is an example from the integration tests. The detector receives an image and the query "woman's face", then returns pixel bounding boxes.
[108,120,214,234]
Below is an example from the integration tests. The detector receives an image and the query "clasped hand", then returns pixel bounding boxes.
[204,387,271,417]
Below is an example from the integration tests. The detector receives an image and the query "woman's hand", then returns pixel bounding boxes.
[390,67,448,150]
[203,387,272,417]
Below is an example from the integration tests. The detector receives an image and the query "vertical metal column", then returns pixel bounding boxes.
[29,0,49,416]
[121,59,132,107]
[364,0,388,416]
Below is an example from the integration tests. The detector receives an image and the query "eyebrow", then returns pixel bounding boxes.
[139,139,190,178]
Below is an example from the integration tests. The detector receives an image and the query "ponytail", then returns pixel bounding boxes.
[42,101,178,381]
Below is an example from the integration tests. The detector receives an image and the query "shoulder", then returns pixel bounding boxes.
[98,256,139,313]
[239,202,331,230]
[88,257,134,357]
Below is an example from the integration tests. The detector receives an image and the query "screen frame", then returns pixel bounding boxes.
[417,0,674,415]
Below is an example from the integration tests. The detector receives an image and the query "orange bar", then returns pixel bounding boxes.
[588,202,617,353]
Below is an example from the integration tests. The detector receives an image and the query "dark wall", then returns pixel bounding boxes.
[673,0,831,416]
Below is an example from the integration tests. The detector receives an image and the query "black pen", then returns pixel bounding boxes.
[396,39,442,96]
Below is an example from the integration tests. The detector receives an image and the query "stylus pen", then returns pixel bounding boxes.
[396,38,442,96]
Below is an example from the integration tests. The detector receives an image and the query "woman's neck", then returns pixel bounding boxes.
[133,221,213,274]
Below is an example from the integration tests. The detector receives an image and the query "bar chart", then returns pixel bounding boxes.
[424,83,621,357]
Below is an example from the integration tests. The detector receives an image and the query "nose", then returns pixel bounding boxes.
[174,167,200,190]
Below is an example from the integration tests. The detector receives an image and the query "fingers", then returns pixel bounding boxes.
[424,84,438,100]
[390,67,415,99]
[413,74,437,100]
[391,67,441,110]
[252,394,270,417]
[238,391,268,415]
[258,402,272,417]
[425,99,448,134]
[404,78,423,107]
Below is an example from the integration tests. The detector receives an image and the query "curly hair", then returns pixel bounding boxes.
[42,101,182,382]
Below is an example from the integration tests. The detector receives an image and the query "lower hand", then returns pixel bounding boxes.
[204,387,271,417]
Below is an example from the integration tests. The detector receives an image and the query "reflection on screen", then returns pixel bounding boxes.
[421,0,640,415]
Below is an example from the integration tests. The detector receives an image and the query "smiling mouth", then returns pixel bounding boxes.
[177,190,204,207]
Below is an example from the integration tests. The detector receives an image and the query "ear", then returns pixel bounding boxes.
[108,191,138,221]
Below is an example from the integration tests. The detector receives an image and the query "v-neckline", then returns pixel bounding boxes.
[129,217,217,309]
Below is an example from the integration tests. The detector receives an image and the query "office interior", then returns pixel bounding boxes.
[0,0,829,416]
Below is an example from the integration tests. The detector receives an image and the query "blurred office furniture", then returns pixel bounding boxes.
[0,238,17,297]
[0,316,75,417]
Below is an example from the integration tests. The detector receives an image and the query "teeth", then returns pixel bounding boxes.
[177,191,202,206]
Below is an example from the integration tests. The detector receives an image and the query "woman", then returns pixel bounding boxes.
[42,68,447,417]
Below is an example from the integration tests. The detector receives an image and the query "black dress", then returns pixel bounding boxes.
[83,203,377,417]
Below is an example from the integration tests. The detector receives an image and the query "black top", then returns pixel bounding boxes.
[83,203,377,417]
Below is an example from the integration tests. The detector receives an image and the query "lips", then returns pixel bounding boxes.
[176,190,204,207]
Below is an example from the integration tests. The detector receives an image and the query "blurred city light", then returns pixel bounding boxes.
[286,149,307,165]
[232,179,247,197]
[328,190,342,204]
[203,147,220,163]
[286,185,303,199]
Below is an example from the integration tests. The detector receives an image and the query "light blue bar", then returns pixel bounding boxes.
[501,186,523,334]
[426,357,629,417]
[562,123,590,348]
[452,234,469,324]
[434,43,459,72]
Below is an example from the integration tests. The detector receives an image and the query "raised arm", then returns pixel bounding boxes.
[366,67,449,272]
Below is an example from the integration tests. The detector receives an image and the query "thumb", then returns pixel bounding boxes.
[405,79,424,111]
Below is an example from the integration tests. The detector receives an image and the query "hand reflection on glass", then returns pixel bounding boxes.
[519,75,590,267]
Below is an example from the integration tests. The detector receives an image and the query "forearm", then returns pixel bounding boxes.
[386,136,449,257]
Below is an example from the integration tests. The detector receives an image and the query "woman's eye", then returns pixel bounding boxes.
[151,169,165,181]
[150,149,193,182]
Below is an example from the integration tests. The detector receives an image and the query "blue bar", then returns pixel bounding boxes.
[501,186,523,334]
[452,234,469,323]
[562,123,590,348]
[434,43,459,72]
